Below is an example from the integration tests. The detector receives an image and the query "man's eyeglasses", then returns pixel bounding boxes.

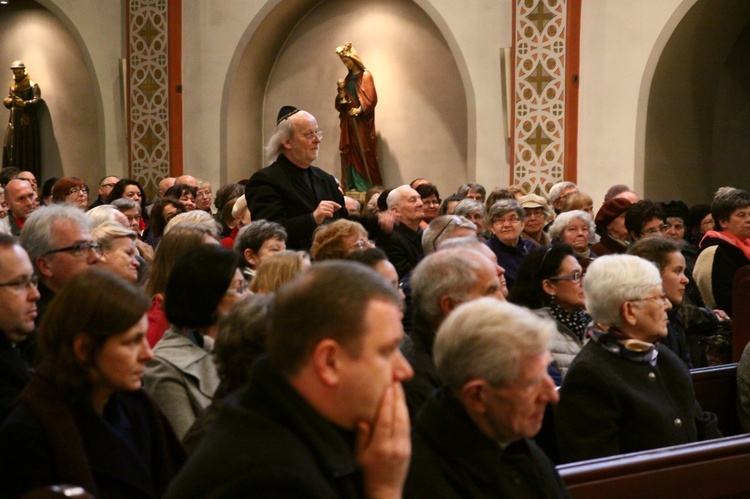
[0,274,39,294]
[432,216,462,251]
[643,224,669,236]
[301,130,323,141]
[44,241,103,258]
[68,187,89,196]
[549,271,583,284]
[100,182,117,189]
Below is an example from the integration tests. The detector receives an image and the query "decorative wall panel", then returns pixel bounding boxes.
[512,0,577,195]
[128,0,170,196]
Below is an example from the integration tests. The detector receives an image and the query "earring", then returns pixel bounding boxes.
[550,293,557,304]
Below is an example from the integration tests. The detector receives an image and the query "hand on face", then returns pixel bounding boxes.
[355,382,411,499]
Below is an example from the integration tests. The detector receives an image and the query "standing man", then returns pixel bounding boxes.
[87,175,119,210]
[405,298,569,498]
[4,178,38,236]
[245,106,346,250]
[2,61,41,177]
[0,234,39,422]
[164,261,413,498]
[20,204,102,321]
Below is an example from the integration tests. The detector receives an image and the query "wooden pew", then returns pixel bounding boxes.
[558,435,750,498]
[691,363,740,436]
[732,265,750,362]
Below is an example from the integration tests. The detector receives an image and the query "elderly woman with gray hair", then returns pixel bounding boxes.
[555,254,721,463]
[485,199,535,291]
[548,209,597,273]
[453,198,487,241]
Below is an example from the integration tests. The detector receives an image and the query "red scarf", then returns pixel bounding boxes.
[700,230,750,260]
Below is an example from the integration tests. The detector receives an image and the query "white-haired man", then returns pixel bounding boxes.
[404,298,568,498]
[244,106,346,250]
[403,247,505,419]
[380,184,425,279]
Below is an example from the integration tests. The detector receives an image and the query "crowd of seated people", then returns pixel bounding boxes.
[3,138,750,496]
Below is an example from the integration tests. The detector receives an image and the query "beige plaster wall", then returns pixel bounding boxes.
[577,0,694,204]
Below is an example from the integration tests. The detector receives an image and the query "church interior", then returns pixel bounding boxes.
[1,0,749,207]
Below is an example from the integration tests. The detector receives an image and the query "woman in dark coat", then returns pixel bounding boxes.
[555,255,721,463]
[0,269,185,498]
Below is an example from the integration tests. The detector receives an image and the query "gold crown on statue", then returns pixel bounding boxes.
[335,42,356,59]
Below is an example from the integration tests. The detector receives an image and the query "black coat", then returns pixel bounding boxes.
[555,341,721,463]
[0,376,185,498]
[378,222,423,279]
[245,154,347,250]
[405,390,570,499]
[164,356,364,498]
[0,331,35,423]
[401,318,441,421]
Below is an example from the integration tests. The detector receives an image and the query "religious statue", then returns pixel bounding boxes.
[3,61,41,178]
[335,42,382,191]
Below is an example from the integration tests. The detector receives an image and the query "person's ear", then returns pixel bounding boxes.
[311,339,344,387]
[459,379,490,415]
[541,279,556,296]
[35,256,53,278]
[73,334,91,364]
[438,294,457,317]
[244,249,258,268]
[621,301,638,327]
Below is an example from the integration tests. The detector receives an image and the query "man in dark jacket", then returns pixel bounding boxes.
[404,298,569,498]
[245,106,347,250]
[165,261,413,498]
[0,234,39,422]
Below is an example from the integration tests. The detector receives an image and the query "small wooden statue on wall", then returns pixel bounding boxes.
[335,42,381,192]
[3,61,42,178]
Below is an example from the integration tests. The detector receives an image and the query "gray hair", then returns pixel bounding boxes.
[165,210,221,240]
[20,204,93,273]
[235,219,288,254]
[436,235,485,252]
[91,221,137,252]
[456,183,486,199]
[87,205,121,228]
[386,185,413,210]
[548,181,577,203]
[111,197,140,214]
[547,209,595,241]
[488,199,525,221]
[454,198,485,218]
[264,114,296,163]
[422,215,476,254]
[435,297,555,393]
[411,248,486,328]
[583,254,662,326]
[711,186,750,227]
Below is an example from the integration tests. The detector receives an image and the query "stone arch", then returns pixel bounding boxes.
[638,0,750,204]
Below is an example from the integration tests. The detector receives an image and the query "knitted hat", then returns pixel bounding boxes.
[594,197,632,234]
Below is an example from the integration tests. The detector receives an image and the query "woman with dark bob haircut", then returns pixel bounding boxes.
[509,243,589,379]
[144,244,247,441]
[108,178,149,226]
[0,269,186,497]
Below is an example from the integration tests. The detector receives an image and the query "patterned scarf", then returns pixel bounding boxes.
[588,324,659,366]
[548,302,590,342]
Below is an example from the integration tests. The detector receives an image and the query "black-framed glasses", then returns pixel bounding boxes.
[68,187,89,196]
[549,271,582,284]
[44,241,103,258]
[100,182,117,189]
[0,274,39,294]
